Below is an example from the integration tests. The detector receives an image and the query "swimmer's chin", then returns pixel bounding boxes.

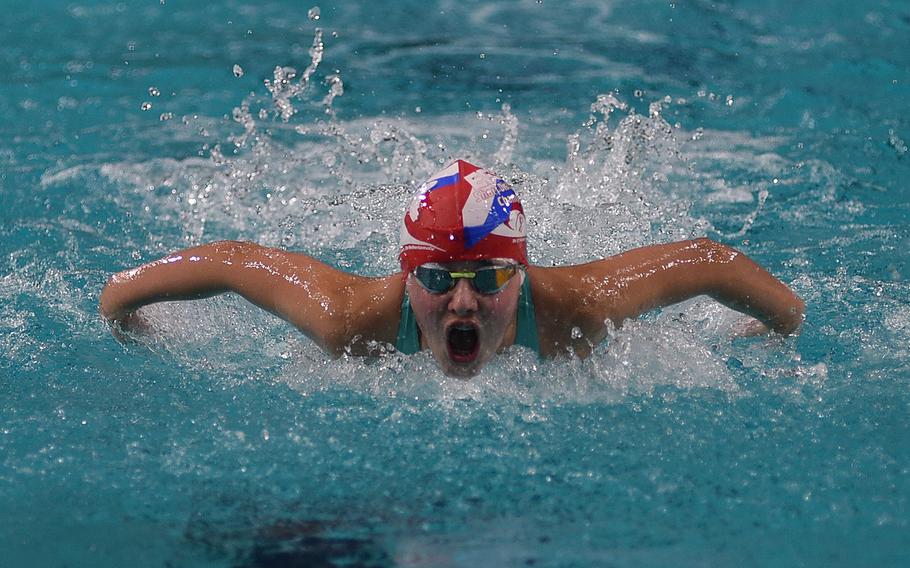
[440,350,486,380]
[438,359,484,380]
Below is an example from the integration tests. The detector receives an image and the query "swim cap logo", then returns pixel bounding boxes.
[399,160,529,272]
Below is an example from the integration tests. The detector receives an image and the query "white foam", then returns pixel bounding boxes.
[45,44,818,403]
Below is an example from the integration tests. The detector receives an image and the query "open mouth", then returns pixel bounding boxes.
[446,323,480,363]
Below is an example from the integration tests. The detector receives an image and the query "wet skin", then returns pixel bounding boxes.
[100,238,804,378]
[404,262,522,379]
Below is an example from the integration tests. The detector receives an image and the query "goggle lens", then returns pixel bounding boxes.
[414,264,519,295]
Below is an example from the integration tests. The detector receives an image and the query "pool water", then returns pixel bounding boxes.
[2,1,909,566]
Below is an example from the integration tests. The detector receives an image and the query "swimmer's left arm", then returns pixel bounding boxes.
[590,237,804,333]
[533,238,804,352]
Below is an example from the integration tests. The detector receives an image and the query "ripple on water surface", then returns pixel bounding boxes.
[3,5,909,566]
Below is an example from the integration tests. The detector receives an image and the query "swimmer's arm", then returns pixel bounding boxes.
[587,237,804,334]
[533,238,803,352]
[100,241,401,354]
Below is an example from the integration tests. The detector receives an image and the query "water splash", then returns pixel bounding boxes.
[476,103,519,169]
[716,187,769,238]
[85,81,772,403]
[556,92,682,206]
[29,13,819,403]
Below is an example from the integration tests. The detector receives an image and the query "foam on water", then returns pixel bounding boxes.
[9,5,909,565]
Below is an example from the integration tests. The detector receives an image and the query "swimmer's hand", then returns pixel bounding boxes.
[731,316,770,338]
[105,310,153,343]
[100,270,156,343]
[731,313,803,339]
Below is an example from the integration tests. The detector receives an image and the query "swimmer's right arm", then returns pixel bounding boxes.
[100,241,402,354]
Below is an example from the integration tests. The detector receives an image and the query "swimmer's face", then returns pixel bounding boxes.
[406,261,522,379]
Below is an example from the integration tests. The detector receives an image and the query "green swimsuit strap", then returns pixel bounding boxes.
[395,289,422,355]
[395,272,540,355]
[513,273,540,352]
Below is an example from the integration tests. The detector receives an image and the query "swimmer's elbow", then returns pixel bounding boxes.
[210,239,258,256]
[692,237,738,262]
[692,236,718,248]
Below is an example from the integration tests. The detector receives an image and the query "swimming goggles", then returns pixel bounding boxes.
[413,263,520,295]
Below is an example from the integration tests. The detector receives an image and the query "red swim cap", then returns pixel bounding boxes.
[399,159,528,273]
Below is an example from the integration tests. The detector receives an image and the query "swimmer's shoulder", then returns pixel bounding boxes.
[526,264,601,311]
[526,265,589,356]
[526,264,619,358]
[344,272,406,352]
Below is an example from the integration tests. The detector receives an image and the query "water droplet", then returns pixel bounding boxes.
[159,112,173,121]
[232,64,244,78]
[888,129,908,155]
[148,86,160,97]
[725,94,734,106]
[634,89,643,98]
[140,102,152,111]
[479,52,485,59]
[308,6,320,20]
[649,101,662,118]
[571,327,583,339]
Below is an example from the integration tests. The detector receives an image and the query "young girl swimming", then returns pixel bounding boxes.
[101,159,804,378]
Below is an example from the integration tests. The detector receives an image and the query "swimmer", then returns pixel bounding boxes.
[100,159,804,378]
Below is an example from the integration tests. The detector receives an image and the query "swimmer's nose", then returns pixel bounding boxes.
[448,278,479,315]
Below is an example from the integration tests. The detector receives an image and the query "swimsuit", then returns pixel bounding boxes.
[395,275,540,355]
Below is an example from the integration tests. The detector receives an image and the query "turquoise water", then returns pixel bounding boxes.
[2,1,909,566]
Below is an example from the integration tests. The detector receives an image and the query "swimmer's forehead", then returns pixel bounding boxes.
[422,258,518,271]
